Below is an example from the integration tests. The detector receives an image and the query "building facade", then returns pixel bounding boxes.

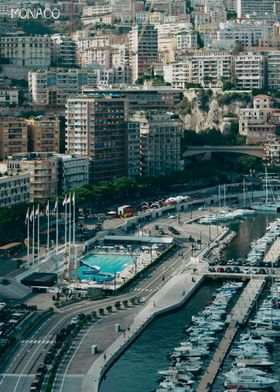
[129,24,158,83]
[8,153,58,202]
[237,0,274,18]
[26,116,60,154]
[28,69,97,106]
[0,34,52,67]
[0,172,30,208]
[66,95,128,182]
[0,119,28,160]
[131,111,183,177]
[127,121,141,177]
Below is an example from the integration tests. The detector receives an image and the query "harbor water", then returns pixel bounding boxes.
[99,213,280,392]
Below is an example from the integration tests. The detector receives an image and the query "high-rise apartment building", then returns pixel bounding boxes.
[28,69,97,107]
[8,153,58,202]
[51,34,78,68]
[131,111,183,177]
[0,119,28,160]
[127,121,141,177]
[8,152,90,202]
[66,95,128,182]
[267,51,280,89]
[0,34,52,67]
[0,173,30,208]
[237,0,274,18]
[129,24,158,83]
[26,116,60,153]
[234,54,265,89]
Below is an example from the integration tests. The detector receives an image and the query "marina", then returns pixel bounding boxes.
[197,278,266,392]
[99,213,280,392]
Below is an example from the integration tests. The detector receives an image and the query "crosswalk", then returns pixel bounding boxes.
[21,339,54,345]
[134,288,154,292]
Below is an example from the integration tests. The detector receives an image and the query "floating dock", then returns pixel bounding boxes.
[197,277,266,392]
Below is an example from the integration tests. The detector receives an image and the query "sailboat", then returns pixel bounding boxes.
[254,167,280,212]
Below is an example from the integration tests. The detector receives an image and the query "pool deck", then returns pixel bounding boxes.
[81,267,206,392]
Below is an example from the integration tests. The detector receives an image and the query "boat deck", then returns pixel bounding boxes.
[197,277,266,392]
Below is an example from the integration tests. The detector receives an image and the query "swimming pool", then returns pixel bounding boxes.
[77,253,135,282]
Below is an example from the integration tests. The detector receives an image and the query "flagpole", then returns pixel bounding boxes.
[68,193,72,248]
[56,198,59,253]
[37,204,40,262]
[47,200,50,259]
[27,207,30,267]
[64,199,67,253]
[32,206,35,267]
[73,193,75,245]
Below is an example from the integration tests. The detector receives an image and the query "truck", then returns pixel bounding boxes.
[117,205,133,218]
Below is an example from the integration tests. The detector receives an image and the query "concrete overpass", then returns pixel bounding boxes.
[183,145,264,159]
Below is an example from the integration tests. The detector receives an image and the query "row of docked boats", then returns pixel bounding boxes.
[224,283,280,390]
[155,281,243,392]
[199,208,255,224]
[247,218,280,265]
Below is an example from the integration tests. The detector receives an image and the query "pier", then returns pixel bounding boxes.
[197,277,266,392]
[263,237,280,263]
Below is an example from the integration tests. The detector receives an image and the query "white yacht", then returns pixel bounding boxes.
[234,357,274,368]
[224,373,278,389]
[254,326,280,337]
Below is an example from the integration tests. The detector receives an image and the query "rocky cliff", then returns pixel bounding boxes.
[180,89,251,134]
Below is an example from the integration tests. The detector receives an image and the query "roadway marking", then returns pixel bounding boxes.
[0,374,35,377]
[21,340,53,345]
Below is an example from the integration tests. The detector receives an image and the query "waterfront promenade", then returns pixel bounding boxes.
[81,270,206,392]
[51,227,230,392]
[197,277,266,392]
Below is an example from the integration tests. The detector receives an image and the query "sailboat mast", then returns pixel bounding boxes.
[243,178,246,207]
[265,166,268,204]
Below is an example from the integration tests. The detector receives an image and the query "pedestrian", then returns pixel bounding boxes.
[153,301,156,307]
[103,353,106,360]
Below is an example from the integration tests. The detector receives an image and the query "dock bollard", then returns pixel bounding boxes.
[91,345,98,354]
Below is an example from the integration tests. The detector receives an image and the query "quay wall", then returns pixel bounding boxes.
[83,274,206,392]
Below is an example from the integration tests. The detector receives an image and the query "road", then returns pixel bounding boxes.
[0,243,192,392]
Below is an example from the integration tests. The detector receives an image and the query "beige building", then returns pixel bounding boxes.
[234,54,265,90]
[0,34,52,67]
[0,119,28,160]
[26,116,60,153]
[239,95,280,143]
[0,88,18,106]
[131,111,183,177]
[8,153,58,202]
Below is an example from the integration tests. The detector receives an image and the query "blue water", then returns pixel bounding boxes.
[77,254,135,281]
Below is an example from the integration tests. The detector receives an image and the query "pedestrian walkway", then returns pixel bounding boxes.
[82,271,205,392]
[197,277,266,392]
[226,277,266,325]
[264,237,280,263]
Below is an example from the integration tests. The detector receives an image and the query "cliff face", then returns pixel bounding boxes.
[181,90,251,133]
